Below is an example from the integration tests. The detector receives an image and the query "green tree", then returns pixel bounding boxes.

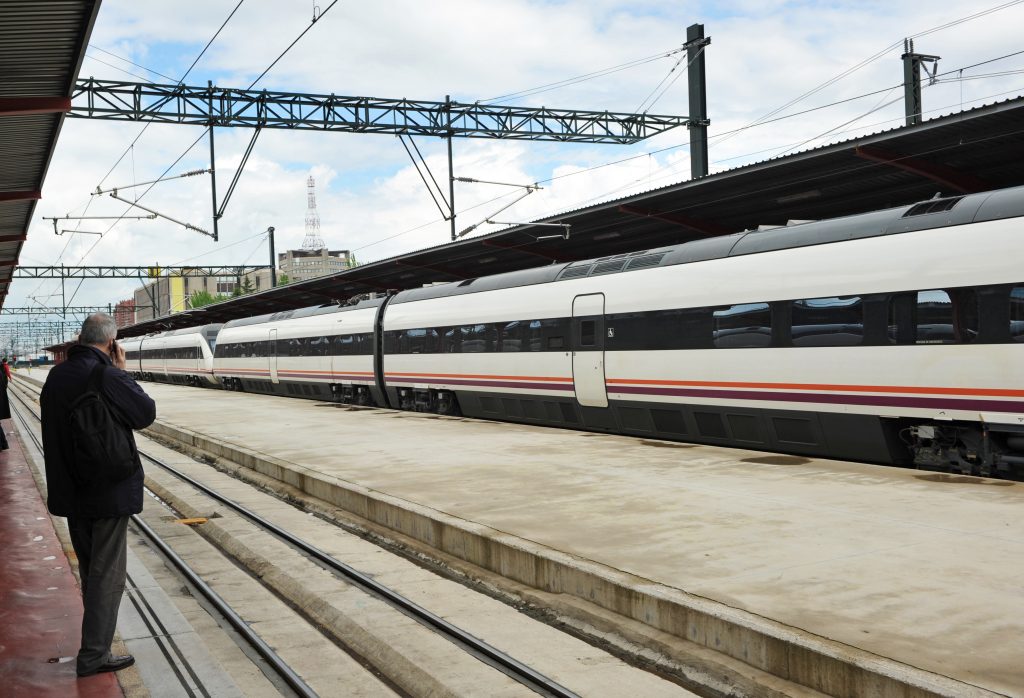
[277,273,290,286]
[189,290,228,308]
[238,276,256,295]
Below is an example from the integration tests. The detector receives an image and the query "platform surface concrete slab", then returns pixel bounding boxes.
[25,370,1023,696]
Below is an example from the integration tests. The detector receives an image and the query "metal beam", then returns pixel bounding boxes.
[0,306,151,315]
[0,96,71,116]
[70,79,689,144]
[13,265,270,279]
[0,190,41,202]
[853,145,990,193]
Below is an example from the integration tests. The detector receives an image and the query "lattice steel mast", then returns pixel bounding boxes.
[302,176,325,251]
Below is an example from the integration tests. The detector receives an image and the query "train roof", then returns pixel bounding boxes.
[389,184,1024,305]
[157,323,223,337]
[221,297,385,330]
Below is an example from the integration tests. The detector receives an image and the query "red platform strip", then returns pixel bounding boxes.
[0,422,124,697]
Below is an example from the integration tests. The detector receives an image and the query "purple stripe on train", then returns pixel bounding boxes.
[608,385,1024,413]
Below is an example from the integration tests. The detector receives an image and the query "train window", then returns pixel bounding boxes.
[579,320,596,347]
[914,290,956,343]
[526,319,563,351]
[889,289,978,344]
[334,334,355,355]
[713,303,771,348]
[501,321,523,352]
[310,336,330,356]
[949,288,978,343]
[442,328,460,353]
[462,324,490,353]
[791,297,863,347]
[1010,287,1024,342]
[402,328,432,354]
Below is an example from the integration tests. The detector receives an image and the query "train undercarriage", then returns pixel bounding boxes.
[904,421,1024,479]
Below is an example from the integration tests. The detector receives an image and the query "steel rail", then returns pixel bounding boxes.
[7,384,319,698]
[137,450,580,698]
[11,377,579,698]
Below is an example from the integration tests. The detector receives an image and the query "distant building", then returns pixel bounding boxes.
[132,273,238,322]
[113,299,136,328]
[243,248,354,290]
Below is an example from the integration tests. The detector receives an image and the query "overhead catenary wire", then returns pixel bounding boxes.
[63,1,344,309]
[87,45,177,82]
[634,43,705,114]
[481,45,687,104]
[26,0,249,312]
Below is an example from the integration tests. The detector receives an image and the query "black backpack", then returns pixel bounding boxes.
[68,363,138,486]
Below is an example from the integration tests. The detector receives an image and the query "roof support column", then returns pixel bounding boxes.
[686,23,710,179]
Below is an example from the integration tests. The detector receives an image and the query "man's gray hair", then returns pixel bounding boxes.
[79,313,118,346]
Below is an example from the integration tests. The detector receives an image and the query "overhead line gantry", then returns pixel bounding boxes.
[69,79,689,142]
[67,25,709,242]
[13,265,270,279]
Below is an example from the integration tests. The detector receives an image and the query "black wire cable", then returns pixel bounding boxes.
[87,45,177,82]
[245,0,340,90]
[65,0,343,307]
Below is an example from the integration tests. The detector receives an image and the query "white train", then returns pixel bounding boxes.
[121,324,222,387]
[124,185,1024,477]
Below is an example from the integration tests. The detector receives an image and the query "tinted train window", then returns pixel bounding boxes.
[914,290,955,343]
[714,303,771,348]
[462,324,492,353]
[527,319,563,351]
[400,328,437,354]
[500,321,523,352]
[889,289,978,344]
[1011,287,1024,342]
[580,320,596,347]
[791,297,863,347]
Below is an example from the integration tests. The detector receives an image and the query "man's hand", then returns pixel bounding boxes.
[111,341,126,369]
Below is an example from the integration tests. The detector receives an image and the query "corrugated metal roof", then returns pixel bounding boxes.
[0,0,101,310]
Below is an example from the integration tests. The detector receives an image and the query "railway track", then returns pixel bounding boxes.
[11,375,699,698]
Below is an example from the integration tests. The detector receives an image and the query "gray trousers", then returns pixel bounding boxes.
[67,516,129,673]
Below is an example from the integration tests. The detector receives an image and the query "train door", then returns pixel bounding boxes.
[269,329,279,384]
[571,293,608,408]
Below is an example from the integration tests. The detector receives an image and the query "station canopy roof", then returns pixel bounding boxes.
[116,94,1024,338]
[0,1,100,309]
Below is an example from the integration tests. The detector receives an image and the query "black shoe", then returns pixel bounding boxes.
[77,654,135,677]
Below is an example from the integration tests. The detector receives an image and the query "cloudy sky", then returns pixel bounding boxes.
[13,0,1024,335]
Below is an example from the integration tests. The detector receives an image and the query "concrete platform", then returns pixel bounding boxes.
[6,371,247,698]
[20,369,1024,696]
[0,416,123,698]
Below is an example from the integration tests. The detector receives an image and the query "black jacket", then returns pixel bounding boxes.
[41,344,156,518]
[0,366,10,421]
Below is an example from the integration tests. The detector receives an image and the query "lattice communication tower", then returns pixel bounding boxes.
[302,175,326,251]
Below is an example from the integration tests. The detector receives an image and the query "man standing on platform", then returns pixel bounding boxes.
[40,313,155,677]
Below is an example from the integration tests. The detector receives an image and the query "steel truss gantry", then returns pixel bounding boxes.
[0,305,152,316]
[68,37,708,241]
[13,265,270,279]
[70,79,690,143]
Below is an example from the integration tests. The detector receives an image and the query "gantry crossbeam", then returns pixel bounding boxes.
[14,265,269,279]
[70,79,690,144]
[0,306,152,315]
